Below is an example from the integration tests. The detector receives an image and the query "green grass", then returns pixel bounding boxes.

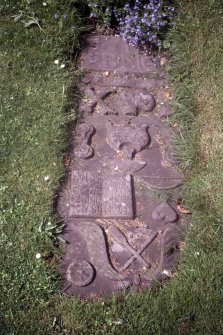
[1,0,223,334]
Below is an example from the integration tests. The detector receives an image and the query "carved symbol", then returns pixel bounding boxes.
[152,203,178,223]
[108,226,158,270]
[119,90,156,115]
[122,231,158,271]
[106,120,150,159]
[80,87,117,115]
[74,222,130,284]
[67,260,95,287]
[74,124,95,159]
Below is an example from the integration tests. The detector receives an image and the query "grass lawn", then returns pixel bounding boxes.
[1,0,223,334]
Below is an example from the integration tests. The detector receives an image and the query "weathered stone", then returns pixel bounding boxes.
[73,222,129,282]
[82,73,163,89]
[158,104,173,118]
[103,159,147,174]
[74,124,94,159]
[67,260,95,287]
[152,203,178,223]
[117,90,156,115]
[159,225,180,271]
[80,87,156,116]
[108,225,150,269]
[69,171,133,219]
[81,35,157,74]
[80,87,117,115]
[58,34,185,297]
[106,120,150,159]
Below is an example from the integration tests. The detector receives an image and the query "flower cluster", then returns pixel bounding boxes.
[119,0,175,47]
[87,0,175,48]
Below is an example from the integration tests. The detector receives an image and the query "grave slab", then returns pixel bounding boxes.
[58,33,186,297]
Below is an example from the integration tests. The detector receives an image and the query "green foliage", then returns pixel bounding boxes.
[0,1,86,333]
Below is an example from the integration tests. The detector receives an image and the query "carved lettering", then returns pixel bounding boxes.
[70,171,133,219]
[81,36,156,74]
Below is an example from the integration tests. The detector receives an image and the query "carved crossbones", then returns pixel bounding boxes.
[108,226,158,271]
[81,87,118,115]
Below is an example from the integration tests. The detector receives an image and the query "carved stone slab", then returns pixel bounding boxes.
[58,34,186,298]
[69,171,133,219]
[81,35,157,74]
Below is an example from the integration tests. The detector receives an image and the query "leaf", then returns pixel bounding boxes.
[11,12,23,22]
[164,89,171,99]
[179,241,186,251]
[177,205,191,214]
[162,269,176,278]
[160,57,167,66]
[23,19,39,28]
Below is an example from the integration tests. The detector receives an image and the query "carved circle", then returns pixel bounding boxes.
[67,260,95,287]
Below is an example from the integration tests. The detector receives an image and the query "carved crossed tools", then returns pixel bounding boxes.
[108,226,158,271]
[74,124,95,159]
[80,87,118,115]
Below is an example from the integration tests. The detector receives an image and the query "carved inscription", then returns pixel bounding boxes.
[70,171,102,217]
[102,174,133,218]
[81,35,157,74]
[70,171,133,219]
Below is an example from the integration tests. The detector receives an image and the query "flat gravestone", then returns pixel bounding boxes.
[81,35,157,74]
[58,34,186,298]
[69,171,133,219]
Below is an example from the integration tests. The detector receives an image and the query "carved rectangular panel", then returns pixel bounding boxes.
[70,171,133,219]
[81,35,156,74]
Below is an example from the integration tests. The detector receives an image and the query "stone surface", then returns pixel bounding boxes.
[82,72,163,89]
[58,34,185,298]
[103,159,147,174]
[74,123,95,159]
[80,87,117,115]
[152,203,178,223]
[119,90,156,115]
[106,119,150,159]
[155,224,180,282]
[108,225,151,269]
[67,260,95,287]
[81,35,157,74]
[69,171,133,219]
[80,87,156,116]
[108,226,158,271]
[105,89,156,116]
